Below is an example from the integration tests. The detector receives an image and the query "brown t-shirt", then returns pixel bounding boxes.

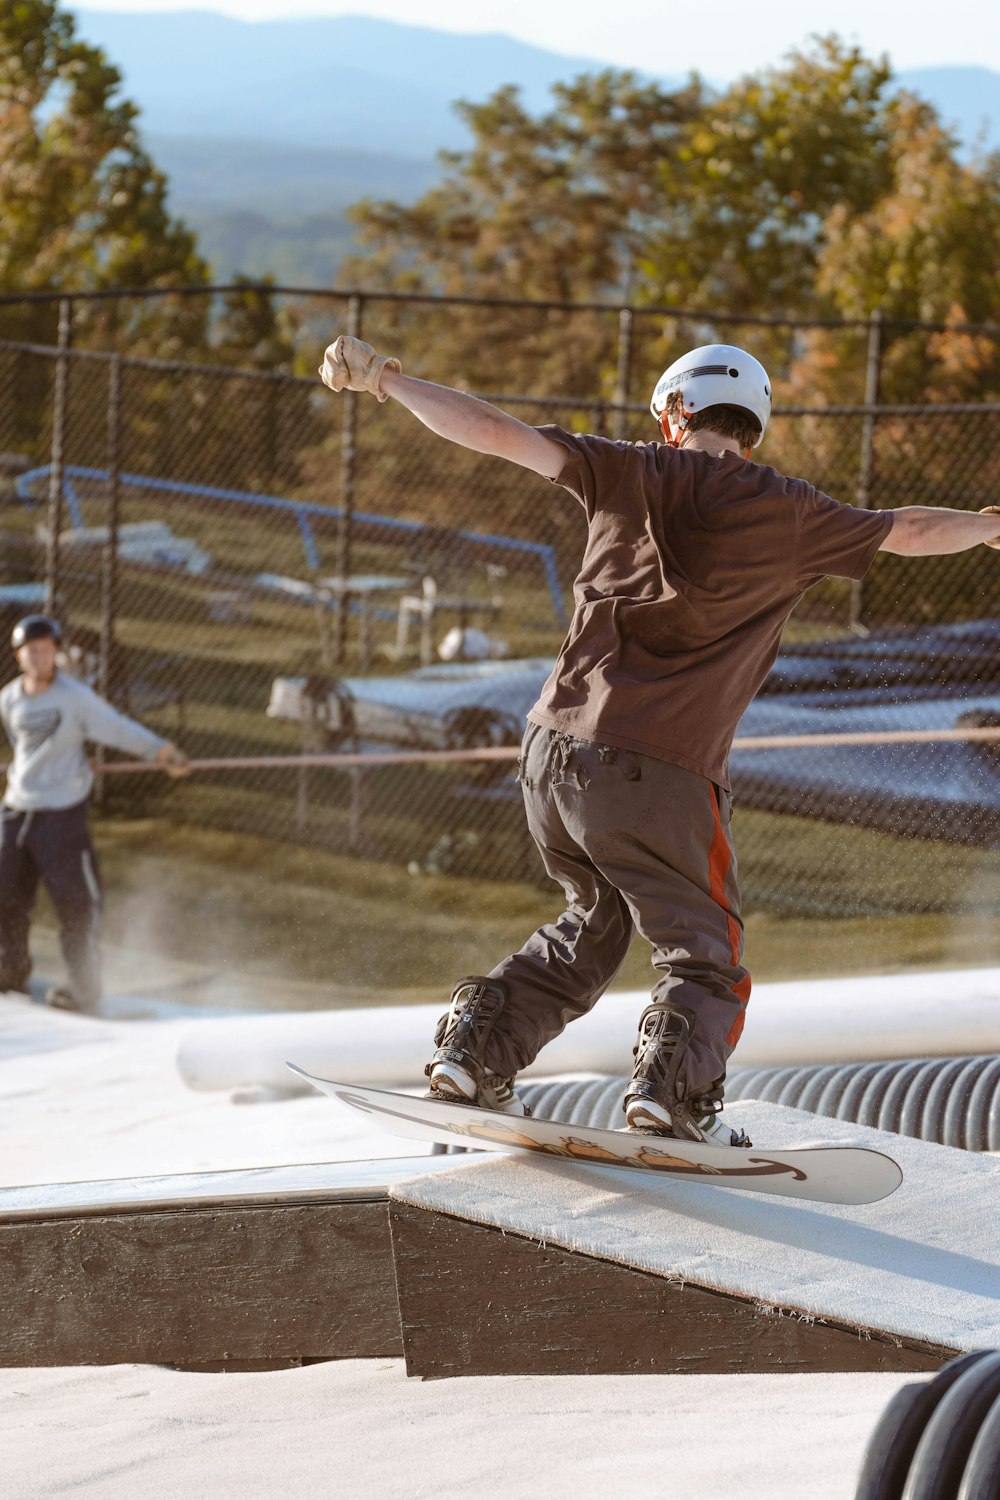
[527,427,894,790]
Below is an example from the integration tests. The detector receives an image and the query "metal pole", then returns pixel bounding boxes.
[99,355,122,705]
[335,294,362,665]
[613,306,633,441]
[95,355,123,805]
[44,297,73,614]
[849,308,883,633]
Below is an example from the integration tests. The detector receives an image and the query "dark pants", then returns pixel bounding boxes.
[0,800,102,1009]
[482,724,751,1093]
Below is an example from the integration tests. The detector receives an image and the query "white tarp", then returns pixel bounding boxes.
[176,967,1000,1092]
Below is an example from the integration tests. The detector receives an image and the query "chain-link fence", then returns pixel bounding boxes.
[0,287,997,921]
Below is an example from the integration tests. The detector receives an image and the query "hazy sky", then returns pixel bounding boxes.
[77,1,1000,77]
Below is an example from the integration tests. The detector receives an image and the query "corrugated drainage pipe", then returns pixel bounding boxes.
[512,1054,1000,1151]
[725,1054,1000,1151]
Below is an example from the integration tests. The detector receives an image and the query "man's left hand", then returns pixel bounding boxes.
[318,335,402,402]
[156,743,191,778]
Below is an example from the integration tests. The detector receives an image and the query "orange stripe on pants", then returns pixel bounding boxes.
[708,786,751,1049]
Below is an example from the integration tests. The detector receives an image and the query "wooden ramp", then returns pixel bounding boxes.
[0,1159,953,1377]
[387,1101,1000,1379]
[6,1096,996,1378]
[387,1198,952,1379]
[0,1158,438,1369]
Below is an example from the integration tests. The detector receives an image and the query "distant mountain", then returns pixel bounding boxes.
[145,134,445,283]
[146,134,442,282]
[147,135,441,215]
[71,11,1000,282]
[75,11,999,159]
[75,9,619,156]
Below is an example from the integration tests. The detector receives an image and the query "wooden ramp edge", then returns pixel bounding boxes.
[387,1199,957,1380]
[0,1158,959,1377]
[0,1157,447,1370]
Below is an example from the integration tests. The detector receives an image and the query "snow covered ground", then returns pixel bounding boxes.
[1,1360,917,1500]
[1,986,993,1499]
[0,996,431,1188]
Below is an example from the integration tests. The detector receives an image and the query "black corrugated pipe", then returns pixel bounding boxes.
[512,1055,1000,1150]
[855,1349,1000,1499]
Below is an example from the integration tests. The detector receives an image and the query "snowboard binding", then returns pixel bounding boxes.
[624,1002,751,1147]
[426,976,528,1117]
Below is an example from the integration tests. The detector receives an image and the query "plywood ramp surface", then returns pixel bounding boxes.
[390,1102,1000,1356]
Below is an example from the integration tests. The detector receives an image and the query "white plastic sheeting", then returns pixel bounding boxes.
[176,967,1000,1092]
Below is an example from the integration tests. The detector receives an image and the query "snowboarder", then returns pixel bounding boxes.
[0,615,190,1012]
[319,335,1000,1146]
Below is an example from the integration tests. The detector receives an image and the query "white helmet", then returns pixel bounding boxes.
[649,343,771,448]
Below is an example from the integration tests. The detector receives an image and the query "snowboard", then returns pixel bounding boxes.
[287,1065,903,1206]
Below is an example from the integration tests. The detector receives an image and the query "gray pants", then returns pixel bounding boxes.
[0,799,102,1008]
[482,723,751,1093]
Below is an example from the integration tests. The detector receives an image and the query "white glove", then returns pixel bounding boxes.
[980,506,1000,551]
[318,335,402,403]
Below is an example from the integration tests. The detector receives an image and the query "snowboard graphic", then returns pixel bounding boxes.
[288,1066,903,1206]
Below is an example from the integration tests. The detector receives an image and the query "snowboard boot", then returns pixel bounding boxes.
[425,976,529,1116]
[623,1002,751,1148]
[45,985,83,1013]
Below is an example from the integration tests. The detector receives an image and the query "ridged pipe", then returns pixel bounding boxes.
[854,1350,1000,1500]
[515,1054,1000,1150]
[725,1054,1000,1151]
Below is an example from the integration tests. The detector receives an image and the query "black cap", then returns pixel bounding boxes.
[11,615,62,651]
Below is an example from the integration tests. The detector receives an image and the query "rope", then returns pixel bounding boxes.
[86,723,1000,774]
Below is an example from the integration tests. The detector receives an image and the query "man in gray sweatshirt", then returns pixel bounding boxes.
[0,615,189,1012]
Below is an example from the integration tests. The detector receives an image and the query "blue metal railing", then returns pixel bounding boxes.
[16,465,568,626]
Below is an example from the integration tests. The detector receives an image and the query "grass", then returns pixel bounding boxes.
[25,812,1000,1012]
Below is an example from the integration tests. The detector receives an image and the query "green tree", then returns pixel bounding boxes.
[813,96,1000,403]
[213,277,296,372]
[340,71,704,401]
[0,0,209,353]
[339,40,907,400]
[643,37,896,317]
[337,36,1000,418]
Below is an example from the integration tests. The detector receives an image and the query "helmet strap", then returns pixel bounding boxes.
[658,408,689,448]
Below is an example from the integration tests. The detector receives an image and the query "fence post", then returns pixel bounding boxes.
[335,294,363,665]
[850,308,883,633]
[613,306,633,440]
[93,354,123,807]
[44,297,74,615]
[99,355,122,706]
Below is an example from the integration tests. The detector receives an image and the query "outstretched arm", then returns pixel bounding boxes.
[381,369,564,478]
[319,336,565,480]
[880,505,1000,555]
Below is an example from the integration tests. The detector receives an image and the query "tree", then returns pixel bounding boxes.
[813,96,1000,403]
[213,277,296,373]
[337,37,1000,417]
[0,1,209,353]
[340,71,704,401]
[642,37,896,316]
